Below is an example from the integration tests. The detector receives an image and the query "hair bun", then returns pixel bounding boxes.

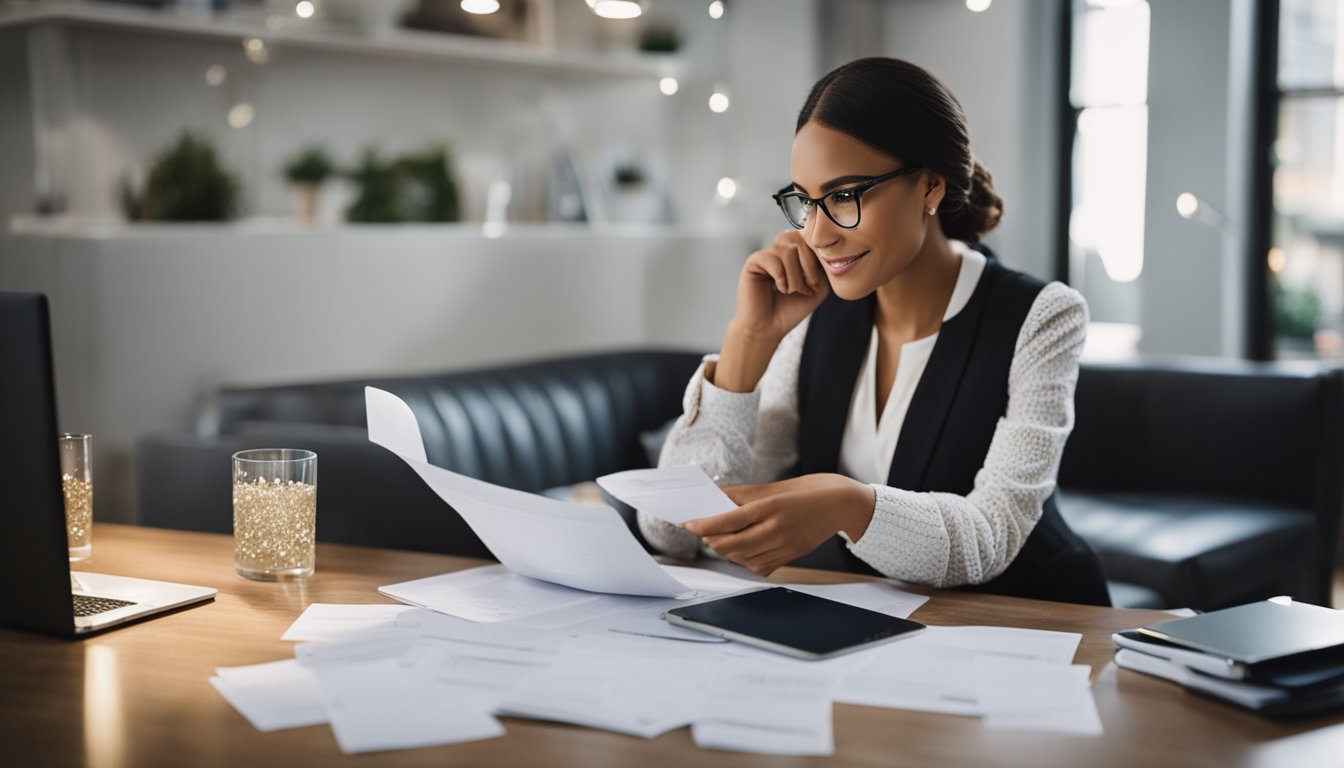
[963,159,1003,241]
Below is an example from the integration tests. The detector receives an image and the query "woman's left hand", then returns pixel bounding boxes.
[683,474,876,577]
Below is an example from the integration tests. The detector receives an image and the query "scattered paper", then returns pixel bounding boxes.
[211,659,326,731]
[294,629,422,668]
[498,647,711,739]
[314,658,504,754]
[834,625,1081,715]
[380,564,607,623]
[974,657,1102,735]
[692,660,836,755]
[692,718,834,757]
[366,387,690,598]
[786,581,929,619]
[281,603,411,642]
[596,465,737,525]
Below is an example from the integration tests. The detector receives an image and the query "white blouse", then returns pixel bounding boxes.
[636,244,1090,589]
[839,245,986,485]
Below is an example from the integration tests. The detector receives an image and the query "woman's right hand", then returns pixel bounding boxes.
[711,230,830,393]
[732,230,830,342]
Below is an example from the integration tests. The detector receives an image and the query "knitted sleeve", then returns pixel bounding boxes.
[636,319,810,557]
[843,282,1088,586]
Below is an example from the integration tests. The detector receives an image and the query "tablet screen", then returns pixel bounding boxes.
[665,587,924,657]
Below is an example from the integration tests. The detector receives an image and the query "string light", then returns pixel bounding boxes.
[227,103,255,129]
[709,86,731,113]
[716,177,738,200]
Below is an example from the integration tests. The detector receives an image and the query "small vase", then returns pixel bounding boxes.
[290,183,321,227]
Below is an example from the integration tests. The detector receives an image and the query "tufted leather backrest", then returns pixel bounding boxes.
[214,350,705,492]
[1061,360,1344,510]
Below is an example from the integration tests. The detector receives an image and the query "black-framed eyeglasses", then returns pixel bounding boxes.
[771,165,922,230]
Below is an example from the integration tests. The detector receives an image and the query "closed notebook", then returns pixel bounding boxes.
[1138,600,1344,666]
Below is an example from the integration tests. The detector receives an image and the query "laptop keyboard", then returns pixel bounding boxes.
[72,594,137,617]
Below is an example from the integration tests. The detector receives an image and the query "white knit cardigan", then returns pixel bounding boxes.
[637,281,1089,588]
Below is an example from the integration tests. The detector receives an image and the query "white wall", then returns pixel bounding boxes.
[882,0,1063,280]
[0,226,751,523]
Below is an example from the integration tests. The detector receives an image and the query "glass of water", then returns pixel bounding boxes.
[232,449,317,581]
[59,433,93,561]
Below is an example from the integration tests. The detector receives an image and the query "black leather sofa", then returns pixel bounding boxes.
[137,351,1343,609]
[1058,359,1343,611]
[138,351,704,561]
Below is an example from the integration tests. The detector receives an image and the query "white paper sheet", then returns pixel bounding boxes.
[314,658,505,754]
[692,718,834,756]
[293,629,423,668]
[974,657,1102,735]
[497,646,714,739]
[786,581,930,619]
[690,660,836,756]
[509,565,765,642]
[833,625,1082,715]
[366,387,690,598]
[596,466,737,525]
[211,659,326,731]
[381,562,762,644]
[281,604,412,642]
[380,564,608,623]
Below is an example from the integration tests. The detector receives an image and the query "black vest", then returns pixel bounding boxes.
[792,253,1111,606]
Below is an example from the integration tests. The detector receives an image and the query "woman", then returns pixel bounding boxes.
[639,57,1110,606]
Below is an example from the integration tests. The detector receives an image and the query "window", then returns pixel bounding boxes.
[1061,0,1151,358]
[1270,0,1344,358]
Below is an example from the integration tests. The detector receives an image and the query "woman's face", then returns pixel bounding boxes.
[789,121,941,300]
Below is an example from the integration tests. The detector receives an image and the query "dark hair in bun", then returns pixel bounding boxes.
[796,57,1004,243]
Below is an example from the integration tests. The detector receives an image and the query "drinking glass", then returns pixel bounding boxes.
[232,449,317,580]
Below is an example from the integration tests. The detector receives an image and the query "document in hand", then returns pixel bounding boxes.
[595,466,736,525]
[365,387,690,598]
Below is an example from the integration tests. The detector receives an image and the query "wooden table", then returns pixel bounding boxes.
[2,524,1340,768]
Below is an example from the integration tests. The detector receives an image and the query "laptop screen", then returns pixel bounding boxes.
[0,292,80,634]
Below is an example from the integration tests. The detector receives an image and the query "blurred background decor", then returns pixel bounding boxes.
[118,130,240,222]
[281,143,334,226]
[343,143,460,224]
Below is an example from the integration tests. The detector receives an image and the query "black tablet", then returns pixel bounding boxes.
[662,587,925,660]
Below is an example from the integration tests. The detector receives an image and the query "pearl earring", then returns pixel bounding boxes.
[928,208,937,216]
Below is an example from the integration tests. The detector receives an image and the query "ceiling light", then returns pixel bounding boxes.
[659,77,679,95]
[587,0,644,20]
[461,0,500,14]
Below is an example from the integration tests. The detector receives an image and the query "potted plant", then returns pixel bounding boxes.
[119,130,240,222]
[282,144,335,226]
[344,148,402,223]
[343,143,462,224]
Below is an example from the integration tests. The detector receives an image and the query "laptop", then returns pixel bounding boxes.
[0,292,216,636]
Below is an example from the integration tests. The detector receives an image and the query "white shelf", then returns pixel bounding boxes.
[5,215,748,241]
[0,2,682,78]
